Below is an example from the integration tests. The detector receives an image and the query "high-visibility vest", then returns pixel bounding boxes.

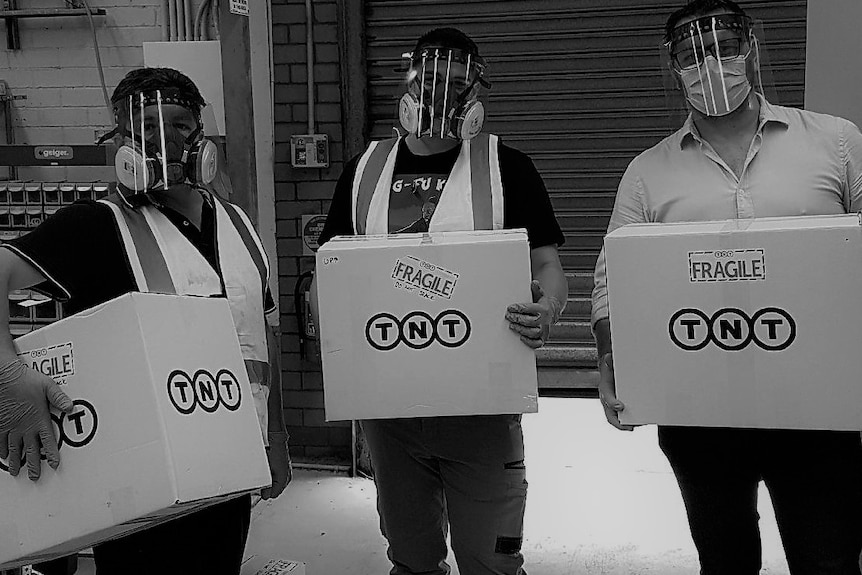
[351,133,504,234]
[99,193,270,370]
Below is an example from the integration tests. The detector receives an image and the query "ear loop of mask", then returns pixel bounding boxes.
[156,90,169,190]
[441,49,453,138]
[752,34,763,95]
[711,16,731,112]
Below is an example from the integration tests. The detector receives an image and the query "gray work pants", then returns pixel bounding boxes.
[362,414,528,575]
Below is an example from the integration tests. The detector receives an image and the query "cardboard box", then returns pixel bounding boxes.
[605,214,862,429]
[0,293,271,569]
[316,230,538,421]
[241,556,306,575]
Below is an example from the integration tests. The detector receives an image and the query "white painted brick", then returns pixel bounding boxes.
[16,126,66,145]
[61,87,107,108]
[15,89,64,108]
[7,48,64,69]
[105,7,159,27]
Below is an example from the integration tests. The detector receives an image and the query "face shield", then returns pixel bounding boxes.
[398,46,491,140]
[664,13,764,117]
[111,89,218,201]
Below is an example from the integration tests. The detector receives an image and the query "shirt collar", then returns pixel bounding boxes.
[679,93,789,149]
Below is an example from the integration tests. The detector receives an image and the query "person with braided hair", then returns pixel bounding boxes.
[0,67,290,574]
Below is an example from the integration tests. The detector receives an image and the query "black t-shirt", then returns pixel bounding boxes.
[4,198,275,316]
[318,138,565,247]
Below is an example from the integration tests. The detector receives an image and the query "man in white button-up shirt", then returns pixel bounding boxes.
[592,1,862,573]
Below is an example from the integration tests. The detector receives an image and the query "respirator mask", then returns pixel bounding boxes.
[106,89,218,198]
[398,45,491,140]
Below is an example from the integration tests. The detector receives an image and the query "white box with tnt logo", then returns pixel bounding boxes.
[316,229,538,421]
[0,292,271,569]
[605,213,862,430]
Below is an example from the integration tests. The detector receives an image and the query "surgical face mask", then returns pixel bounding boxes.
[679,53,752,116]
[666,13,756,117]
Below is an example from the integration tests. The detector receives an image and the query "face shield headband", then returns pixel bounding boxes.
[109,89,218,202]
[398,46,491,140]
[666,13,757,116]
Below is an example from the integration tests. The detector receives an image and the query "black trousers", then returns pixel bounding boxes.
[658,426,862,575]
[91,493,252,575]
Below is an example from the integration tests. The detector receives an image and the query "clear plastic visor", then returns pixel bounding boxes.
[666,14,752,71]
[401,46,489,137]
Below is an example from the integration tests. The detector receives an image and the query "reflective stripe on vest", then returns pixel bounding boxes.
[352,134,503,234]
[99,192,270,363]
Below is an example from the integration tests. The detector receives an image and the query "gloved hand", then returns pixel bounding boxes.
[0,359,74,481]
[261,430,292,500]
[505,280,564,349]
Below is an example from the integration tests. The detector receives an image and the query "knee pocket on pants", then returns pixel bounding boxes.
[493,468,527,554]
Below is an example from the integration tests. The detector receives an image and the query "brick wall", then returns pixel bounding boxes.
[271,0,350,461]
[2,0,168,182]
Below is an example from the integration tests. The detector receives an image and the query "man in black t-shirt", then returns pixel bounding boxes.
[313,28,567,575]
[0,68,290,574]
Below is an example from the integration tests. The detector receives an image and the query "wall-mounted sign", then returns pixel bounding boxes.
[302,214,327,256]
[229,0,249,16]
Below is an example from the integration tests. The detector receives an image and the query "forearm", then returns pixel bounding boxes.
[532,259,567,317]
[0,276,16,365]
[265,324,286,434]
[593,318,612,361]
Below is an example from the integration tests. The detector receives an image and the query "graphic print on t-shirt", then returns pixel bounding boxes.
[389,173,448,234]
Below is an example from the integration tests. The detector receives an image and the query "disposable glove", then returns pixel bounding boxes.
[0,359,74,480]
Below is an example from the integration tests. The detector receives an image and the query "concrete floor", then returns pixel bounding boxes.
[242,397,792,575]
[69,397,793,574]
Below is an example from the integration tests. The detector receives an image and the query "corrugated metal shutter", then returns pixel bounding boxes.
[364,0,807,391]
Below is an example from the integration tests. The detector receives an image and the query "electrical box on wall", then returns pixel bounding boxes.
[290,134,329,168]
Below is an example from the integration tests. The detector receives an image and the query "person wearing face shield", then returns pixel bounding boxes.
[0,67,291,574]
[591,1,862,573]
[311,28,567,575]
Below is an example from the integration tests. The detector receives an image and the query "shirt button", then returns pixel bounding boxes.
[183,220,189,226]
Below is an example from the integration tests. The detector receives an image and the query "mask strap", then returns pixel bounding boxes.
[753,35,763,95]
[711,17,731,111]
[181,125,203,163]
[441,49,453,138]
[156,90,169,190]
[417,55,427,138]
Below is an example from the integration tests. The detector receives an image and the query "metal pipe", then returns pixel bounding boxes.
[212,0,220,39]
[160,0,170,42]
[193,0,211,41]
[305,0,315,134]
[168,0,178,41]
[183,0,193,42]
[176,0,186,41]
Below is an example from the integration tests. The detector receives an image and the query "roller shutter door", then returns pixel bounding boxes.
[364,0,807,387]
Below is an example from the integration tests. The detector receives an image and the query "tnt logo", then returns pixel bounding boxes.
[365,310,471,351]
[0,399,98,473]
[669,307,796,352]
[167,369,242,415]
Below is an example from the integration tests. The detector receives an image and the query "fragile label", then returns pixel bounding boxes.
[689,249,765,282]
[391,255,459,300]
[18,342,74,384]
